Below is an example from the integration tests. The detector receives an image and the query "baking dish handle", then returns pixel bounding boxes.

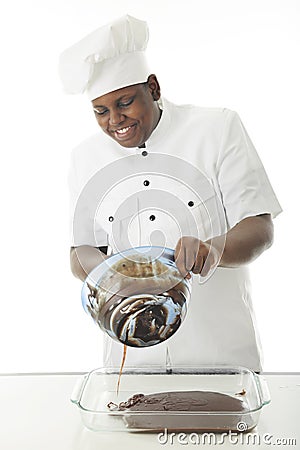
[255,374,271,406]
[70,374,88,405]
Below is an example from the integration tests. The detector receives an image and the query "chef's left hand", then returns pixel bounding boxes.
[174,236,220,279]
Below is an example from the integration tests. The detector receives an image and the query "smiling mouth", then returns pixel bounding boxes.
[113,124,136,139]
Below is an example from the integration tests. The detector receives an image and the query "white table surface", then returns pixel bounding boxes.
[0,373,299,450]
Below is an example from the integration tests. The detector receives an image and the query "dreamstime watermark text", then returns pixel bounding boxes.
[157,423,297,446]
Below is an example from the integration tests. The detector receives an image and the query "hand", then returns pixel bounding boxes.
[174,236,220,279]
[70,246,108,281]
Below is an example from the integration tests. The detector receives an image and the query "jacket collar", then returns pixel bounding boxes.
[144,97,171,149]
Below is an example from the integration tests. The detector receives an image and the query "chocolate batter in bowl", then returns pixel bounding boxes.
[81,246,191,347]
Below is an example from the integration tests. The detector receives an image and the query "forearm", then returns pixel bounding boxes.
[218,214,274,268]
[70,245,108,281]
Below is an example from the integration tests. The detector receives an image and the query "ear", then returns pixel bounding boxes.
[146,74,161,101]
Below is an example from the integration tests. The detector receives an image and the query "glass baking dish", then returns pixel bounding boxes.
[71,366,270,433]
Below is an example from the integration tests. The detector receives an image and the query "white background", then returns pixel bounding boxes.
[0,0,299,373]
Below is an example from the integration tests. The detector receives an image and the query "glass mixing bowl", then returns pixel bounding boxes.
[81,246,191,347]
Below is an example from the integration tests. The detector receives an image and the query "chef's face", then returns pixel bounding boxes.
[92,75,162,148]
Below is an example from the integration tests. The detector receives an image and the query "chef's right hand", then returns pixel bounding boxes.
[70,245,108,281]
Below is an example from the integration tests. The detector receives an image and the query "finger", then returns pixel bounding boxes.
[174,242,189,278]
[174,238,182,260]
[192,254,205,274]
[201,251,216,277]
[191,241,207,274]
[185,247,196,272]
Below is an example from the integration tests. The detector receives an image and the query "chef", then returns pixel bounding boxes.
[59,15,282,372]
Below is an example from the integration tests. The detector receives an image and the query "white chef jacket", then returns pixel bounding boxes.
[69,98,282,372]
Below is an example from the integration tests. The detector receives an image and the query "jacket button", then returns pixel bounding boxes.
[188,201,194,207]
[108,216,114,222]
[149,215,156,221]
[143,180,150,186]
[142,150,148,156]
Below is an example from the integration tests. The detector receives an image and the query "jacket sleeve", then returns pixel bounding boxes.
[217,110,282,229]
[68,148,108,247]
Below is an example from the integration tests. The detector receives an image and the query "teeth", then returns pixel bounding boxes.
[115,126,131,134]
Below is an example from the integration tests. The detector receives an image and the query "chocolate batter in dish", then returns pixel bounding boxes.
[108,390,251,431]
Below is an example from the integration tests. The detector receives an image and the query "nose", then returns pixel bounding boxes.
[109,108,125,126]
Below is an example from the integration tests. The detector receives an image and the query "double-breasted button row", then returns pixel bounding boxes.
[107,197,195,222]
[106,172,198,222]
[108,214,156,222]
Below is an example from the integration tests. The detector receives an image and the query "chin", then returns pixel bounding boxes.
[115,139,142,149]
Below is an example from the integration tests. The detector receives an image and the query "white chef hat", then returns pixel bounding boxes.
[58,15,151,101]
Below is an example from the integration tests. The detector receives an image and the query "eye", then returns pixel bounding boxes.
[119,98,134,108]
[93,108,108,116]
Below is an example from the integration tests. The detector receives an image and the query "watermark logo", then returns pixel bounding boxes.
[157,427,297,446]
[236,421,248,432]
